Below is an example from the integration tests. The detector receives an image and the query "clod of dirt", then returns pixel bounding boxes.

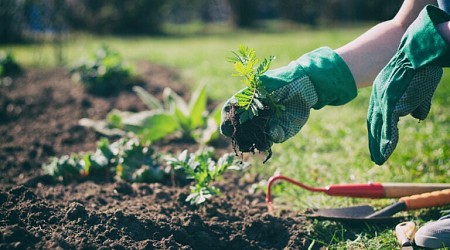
[114,182,134,195]
[66,202,88,221]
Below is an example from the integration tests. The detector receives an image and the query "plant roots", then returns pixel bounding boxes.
[228,104,272,163]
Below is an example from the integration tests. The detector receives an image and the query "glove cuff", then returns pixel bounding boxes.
[297,47,357,109]
[402,5,450,68]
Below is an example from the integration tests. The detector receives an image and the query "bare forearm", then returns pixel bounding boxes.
[336,22,405,88]
[335,0,437,88]
[437,21,450,43]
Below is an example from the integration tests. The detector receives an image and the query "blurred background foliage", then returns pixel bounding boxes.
[1,0,403,44]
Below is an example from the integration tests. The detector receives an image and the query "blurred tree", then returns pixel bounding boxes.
[0,0,405,40]
[64,0,167,34]
[161,0,232,24]
[23,0,66,33]
[278,0,321,26]
[358,0,403,21]
[0,0,25,44]
[160,0,205,23]
[320,0,402,22]
[227,0,259,27]
[278,0,402,25]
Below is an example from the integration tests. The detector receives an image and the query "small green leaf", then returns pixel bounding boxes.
[106,110,180,142]
[233,61,246,76]
[81,153,92,175]
[174,106,191,133]
[188,84,207,129]
[139,113,180,142]
[228,45,276,123]
[256,56,275,75]
[133,86,163,110]
[165,87,189,116]
[107,110,123,128]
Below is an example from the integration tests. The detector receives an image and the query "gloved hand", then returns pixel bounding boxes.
[221,47,357,144]
[367,5,450,165]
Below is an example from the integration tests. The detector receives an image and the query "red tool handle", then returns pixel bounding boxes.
[324,183,385,198]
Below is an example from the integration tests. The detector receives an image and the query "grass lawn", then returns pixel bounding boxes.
[2,24,449,249]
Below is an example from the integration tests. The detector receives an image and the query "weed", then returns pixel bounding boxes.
[0,51,22,77]
[70,46,134,96]
[43,137,167,183]
[166,147,247,205]
[80,84,222,144]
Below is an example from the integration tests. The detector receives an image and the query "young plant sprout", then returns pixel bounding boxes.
[226,45,282,163]
[166,147,247,205]
[80,84,222,145]
[43,137,166,183]
[0,51,22,78]
[70,46,134,96]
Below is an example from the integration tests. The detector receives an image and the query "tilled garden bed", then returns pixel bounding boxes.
[0,62,312,249]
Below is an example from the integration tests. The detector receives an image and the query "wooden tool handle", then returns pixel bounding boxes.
[400,189,450,210]
[383,183,450,198]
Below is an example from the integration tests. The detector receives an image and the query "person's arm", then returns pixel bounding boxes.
[437,21,450,43]
[336,0,438,88]
[220,0,447,148]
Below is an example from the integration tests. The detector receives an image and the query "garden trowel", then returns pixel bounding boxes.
[308,189,450,224]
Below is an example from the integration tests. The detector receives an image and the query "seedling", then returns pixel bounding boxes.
[70,46,134,96]
[43,137,166,183]
[226,45,282,162]
[134,84,219,143]
[114,137,165,183]
[80,84,222,145]
[166,147,247,205]
[0,51,22,81]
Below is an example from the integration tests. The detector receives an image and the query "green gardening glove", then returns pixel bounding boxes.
[367,5,450,165]
[221,47,357,144]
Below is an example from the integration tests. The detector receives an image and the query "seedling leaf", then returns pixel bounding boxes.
[188,84,207,129]
[166,148,247,205]
[133,86,163,110]
[229,45,277,120]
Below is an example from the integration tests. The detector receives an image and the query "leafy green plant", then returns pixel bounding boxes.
[0,51,22,78]
[114,137,165,182]
[226,45,280,162]
[166,147,247,205]
[42,138,114,182]
[228,45,281,123]
[80,84,222,144]
[43,138,248,205]
[43,137,166,183]
[70,46,134,96]
[136,84,222,143]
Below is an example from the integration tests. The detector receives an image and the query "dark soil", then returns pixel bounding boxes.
[0,62,313,249]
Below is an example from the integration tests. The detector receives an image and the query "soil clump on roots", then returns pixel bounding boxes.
[226,104,273,163]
